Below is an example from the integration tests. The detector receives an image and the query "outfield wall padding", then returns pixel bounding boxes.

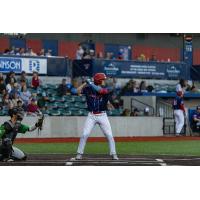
[0,116,163,138]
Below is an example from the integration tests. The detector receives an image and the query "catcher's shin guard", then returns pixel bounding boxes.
[0,138,12,160]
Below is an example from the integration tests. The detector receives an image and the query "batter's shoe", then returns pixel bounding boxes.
[75,154,83,160]
[112,154,119,160]
[3,158,14,162]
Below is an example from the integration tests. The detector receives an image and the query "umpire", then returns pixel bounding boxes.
[0,107,43,162]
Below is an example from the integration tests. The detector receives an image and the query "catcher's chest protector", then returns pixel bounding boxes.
[3,121,21,142]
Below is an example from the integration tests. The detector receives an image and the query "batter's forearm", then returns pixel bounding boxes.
[88,82,109,94]
[77,83,87,95]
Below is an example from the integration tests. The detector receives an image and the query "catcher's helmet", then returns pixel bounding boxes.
[93,73,107,85]
[9,107,25,121]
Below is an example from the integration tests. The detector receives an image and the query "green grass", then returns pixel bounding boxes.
[14,140,200,156]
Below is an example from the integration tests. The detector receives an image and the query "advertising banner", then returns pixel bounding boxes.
[93,60,190,80]
[0,56,47,74]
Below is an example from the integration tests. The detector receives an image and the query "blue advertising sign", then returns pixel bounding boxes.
[0,57,22,73]
[183,35,193,67]
[93,60,190,80]
[0,56,69,76]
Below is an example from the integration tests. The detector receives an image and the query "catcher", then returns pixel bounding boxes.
[0,107,44,162]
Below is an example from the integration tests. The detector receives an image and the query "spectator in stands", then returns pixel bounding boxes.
[39,49,45,56]
[89,49,95,59]
[26,48,37,56]
[20,85,31,108]
[121,109,131,116]
[192,106,200,130]
[139,81,148,93]
[82,49,91,59]
[186,81,198,93]
[146,85,154,92]
[5,71,16,85]
[9,82,20,98]
[9,92,22,109]
[2,93,10,109]
[76,44,84,60]
[130,108,140,116]
[37,92,49,110]
[96,52,104,59]
[57,78,68,96]
[6,78,15,94]
[119,80,133,95]
[15,48,20,56]
[31,71,40,89]
[118,49,124,60]
[19,48,26,56]
[9,46,15,55]
[71,79,79,95]
[150,54,157,61]
[3,49,10,55]
[27,98,39,116]
[144,107,150,116]
[18,71,29,86]
[133,80,139,93]
[190,82,199,92]
[16,100,24,111]
[138,54,146,61]
[0,73,3,81]
[105,52,113,59]
[45,49,52,57]
[0,78,6,95]
[176,79,187,93]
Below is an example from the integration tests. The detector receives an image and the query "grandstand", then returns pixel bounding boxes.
[0,33,200,136]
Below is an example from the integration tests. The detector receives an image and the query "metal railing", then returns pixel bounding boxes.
[156,99,174,118]
[131,97,155,116]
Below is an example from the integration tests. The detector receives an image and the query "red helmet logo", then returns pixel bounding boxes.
[93,73,107,85]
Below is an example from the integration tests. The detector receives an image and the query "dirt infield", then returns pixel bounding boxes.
[1,154,200,166]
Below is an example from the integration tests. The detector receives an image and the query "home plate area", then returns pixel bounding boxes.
[1,154,200,166]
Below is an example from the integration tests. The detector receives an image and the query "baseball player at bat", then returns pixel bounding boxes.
[75,73,118,160]
[0,107,44,162]
[173,91,186,136]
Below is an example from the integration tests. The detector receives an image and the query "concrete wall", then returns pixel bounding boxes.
[121,96,157,112]
[0,116,163,138]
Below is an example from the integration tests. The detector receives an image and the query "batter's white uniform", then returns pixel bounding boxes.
[173,95,185,134]
[77,112,116,155]
[174,110,185,134]
[76,82,117,156]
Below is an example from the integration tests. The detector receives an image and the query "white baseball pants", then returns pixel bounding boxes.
[174,110,184,134]
[77,112,117,155]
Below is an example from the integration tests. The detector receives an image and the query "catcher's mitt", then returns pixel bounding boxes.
[36,114,45,135]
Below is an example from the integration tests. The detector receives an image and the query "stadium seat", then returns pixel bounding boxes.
[48,110,61,116]
[107,109,122,116]
[73,96,85,102]
[62,110,72,116]
[80,109,89,116]
[68,107,80,112]
[74,102,87,109]
[54,96,65,102]
[55,102,66,108]
[71,110,84,116]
